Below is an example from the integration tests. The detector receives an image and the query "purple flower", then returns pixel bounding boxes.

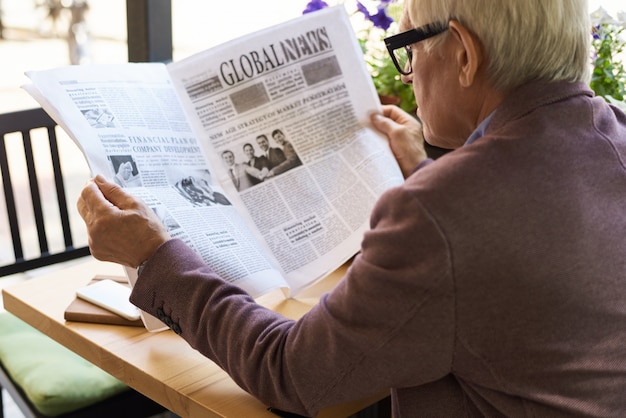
[303,0,395,30]
[369,7,394,30]
[356,1,370,17]
[356,1,394,30]
[592,24,601,40]
[303,0,329,14]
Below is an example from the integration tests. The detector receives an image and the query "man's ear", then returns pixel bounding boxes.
[448,20,484,88]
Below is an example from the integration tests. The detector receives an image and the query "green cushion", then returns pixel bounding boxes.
[0,312,129,417]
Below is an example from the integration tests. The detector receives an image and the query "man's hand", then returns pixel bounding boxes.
[77,175,170,268]
[370,105,428,178]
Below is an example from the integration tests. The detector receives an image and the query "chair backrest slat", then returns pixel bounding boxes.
[0,108,90,277]
[48,125,75,249]
[0,134,23,261]
[22,127,50,255]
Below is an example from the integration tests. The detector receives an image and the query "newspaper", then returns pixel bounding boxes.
[24,6,404,330]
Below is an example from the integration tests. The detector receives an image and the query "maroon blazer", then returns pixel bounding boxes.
[131,81,626,417]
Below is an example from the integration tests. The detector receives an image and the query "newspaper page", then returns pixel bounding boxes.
[24,6,403,303]
[24,61,294,331]
[166,6,404,294]
[24,61,289,297]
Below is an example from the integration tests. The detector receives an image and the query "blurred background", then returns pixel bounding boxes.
[0,0,306,113]
[0,0,622,112]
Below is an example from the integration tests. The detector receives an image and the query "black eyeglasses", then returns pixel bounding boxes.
[384,22,449,75]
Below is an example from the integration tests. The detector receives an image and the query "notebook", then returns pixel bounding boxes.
[64,275,144,327]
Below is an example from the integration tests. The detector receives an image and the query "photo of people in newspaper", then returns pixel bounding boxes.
[221,149,267,192]
[242,142,269,186]
[109,155,142,188]
[223,128,303,191]
[267,128,302,175]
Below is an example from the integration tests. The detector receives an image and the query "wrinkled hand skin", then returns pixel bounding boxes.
[370,104,427,178]
[77,175,170,268]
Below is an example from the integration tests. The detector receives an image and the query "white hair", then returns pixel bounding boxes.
[405,0,592,92]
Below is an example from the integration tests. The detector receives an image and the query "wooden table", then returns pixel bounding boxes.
[2,257,381,417]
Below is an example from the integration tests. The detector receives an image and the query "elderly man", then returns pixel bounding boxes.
[77,0,626,416]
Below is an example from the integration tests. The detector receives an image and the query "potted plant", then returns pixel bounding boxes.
[590,7,626,110]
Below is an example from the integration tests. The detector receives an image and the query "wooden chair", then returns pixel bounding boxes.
[0,108,168,417]
[0,107,89,277]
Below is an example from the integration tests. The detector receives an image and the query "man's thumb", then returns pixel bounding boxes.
[93,175,131,207]
[371,113,396,135]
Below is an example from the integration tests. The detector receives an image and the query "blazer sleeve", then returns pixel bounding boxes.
[129,180,455,416]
